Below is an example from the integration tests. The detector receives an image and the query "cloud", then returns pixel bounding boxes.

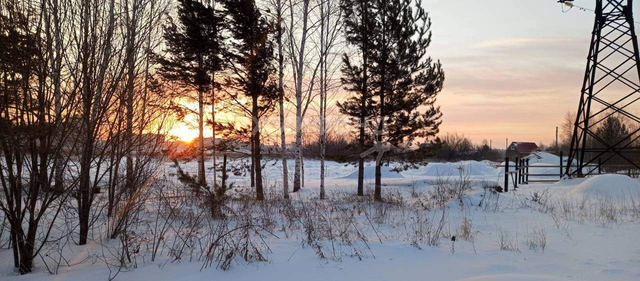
[432,36,590,143]
[473,37,583,49]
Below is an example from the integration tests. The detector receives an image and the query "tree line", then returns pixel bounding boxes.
[0,0,444,273]
[158,0,444,200]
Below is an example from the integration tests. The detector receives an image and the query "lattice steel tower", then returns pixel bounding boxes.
[566,0,640,176]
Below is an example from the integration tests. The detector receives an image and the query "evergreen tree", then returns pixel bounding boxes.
[596,115,630,146]
[338,0,376,196]
[224,0,278,200]
[157,0,225,186]
[595,115,631,167]
[369,0,444,201]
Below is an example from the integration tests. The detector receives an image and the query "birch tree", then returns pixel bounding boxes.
[287,0,321,192]
[318,0,343,199]
[269,0,290,199]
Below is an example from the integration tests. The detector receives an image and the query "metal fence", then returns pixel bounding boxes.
[498,152,601,192]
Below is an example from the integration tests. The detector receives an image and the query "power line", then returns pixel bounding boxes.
[561,1,640,24]
[561,1,594,13]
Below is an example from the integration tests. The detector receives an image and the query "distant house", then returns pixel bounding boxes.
[506,142,540,160]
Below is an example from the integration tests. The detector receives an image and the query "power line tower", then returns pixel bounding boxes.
[565,0,640,176]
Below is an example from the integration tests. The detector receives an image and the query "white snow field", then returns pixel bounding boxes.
[1,153,640,281]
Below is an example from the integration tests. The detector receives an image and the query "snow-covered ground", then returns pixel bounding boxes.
[2,153,640,281]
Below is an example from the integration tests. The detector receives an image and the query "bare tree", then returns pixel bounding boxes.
[109,0,171,238]
[0,0,75,272]
[269,0,291,199]
[0,0,170,273]
[287,0,321,192]
[74,0,127,246]
[317,0,343,199]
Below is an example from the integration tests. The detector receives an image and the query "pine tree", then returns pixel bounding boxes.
[368,0,444,201]
[595,115,631,167]
[338,0,376,196]
[157,0,225,187]
[224,0,278,200]
[596,116,630,146]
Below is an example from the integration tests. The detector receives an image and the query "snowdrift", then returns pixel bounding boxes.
[341,165,405,179]
[458,274,569,281]
[567,174,640,198]
[423,161,498,177]
[526,151,561,165]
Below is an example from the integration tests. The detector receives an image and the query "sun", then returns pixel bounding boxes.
[169,123,199,143]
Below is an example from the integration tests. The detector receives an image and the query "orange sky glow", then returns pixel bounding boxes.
[167,1,640,148]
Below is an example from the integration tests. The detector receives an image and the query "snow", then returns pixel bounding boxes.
[341,165,405,179]
[526,152,562,165]
[458,274,569,281]
[567,174,640,198]
[423,161,498,177]
[2,158,640,281]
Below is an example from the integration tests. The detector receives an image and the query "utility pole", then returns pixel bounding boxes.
[556,126,560,155]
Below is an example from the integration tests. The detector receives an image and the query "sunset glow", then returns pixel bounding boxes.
[169,124,199,143]
[5,0,640,279]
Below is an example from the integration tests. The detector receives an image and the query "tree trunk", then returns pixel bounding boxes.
[222,153,227,191]
[125,0,138,195]
[11,228,18,268]
[374,156,382,201]
[250,138,255,187]
[52,0,64,193]
[211,74,217,187]
[276,0,289,199]
[78,0,93,245]
[374,3,387,202]
[79,128,93,245]
[293,103,302,192]
[79,143,92,245]
[13,225,34,274]
[357,0,369,197]
[319,0,326,200]
[252,95,264,200]
[197,58,206,187]
[292,0,311,193]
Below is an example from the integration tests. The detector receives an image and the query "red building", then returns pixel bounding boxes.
[506,142,540,160]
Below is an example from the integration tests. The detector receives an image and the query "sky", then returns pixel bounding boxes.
[425,0,640,147]
[170,0,640,147]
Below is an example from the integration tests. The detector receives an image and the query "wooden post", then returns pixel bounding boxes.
[513,157,520,190]
[517,158,520,185]
[598,158,602,174]
[521,158,525,184]
[504,157,509,192]
[556,126,560,154]
[560,151,563,179]
[526,158,529,184]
